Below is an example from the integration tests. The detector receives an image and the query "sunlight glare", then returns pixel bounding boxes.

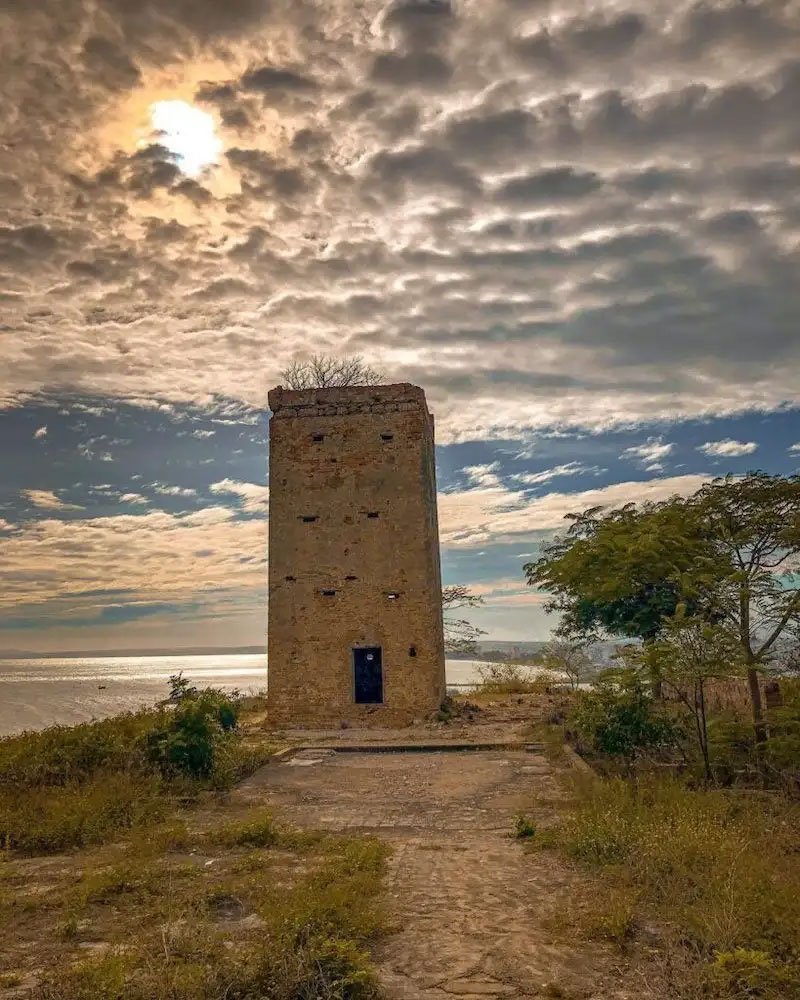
[149,100,221,176]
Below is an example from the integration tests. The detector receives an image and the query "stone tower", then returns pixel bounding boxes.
[267,382,446,726]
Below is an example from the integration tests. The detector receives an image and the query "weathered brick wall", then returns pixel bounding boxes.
[267,383,446,726]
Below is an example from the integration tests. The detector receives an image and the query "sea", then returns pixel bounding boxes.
[0,655,491,737]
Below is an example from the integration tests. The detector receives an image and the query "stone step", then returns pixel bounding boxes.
[274,741,547,760]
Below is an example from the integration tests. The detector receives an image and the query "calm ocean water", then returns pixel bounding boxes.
[0,655,488,737]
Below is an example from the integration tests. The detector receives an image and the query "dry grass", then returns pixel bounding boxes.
[533,773,800,999]
[0,696,275,855]
[473,662,549,696]
[1,807,388,999]
[0,693,387,998]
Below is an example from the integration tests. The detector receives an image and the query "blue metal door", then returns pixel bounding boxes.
[353,647,383,704]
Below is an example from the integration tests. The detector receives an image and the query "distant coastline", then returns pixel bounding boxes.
[0,645,267,661]
[0,641,549,661]
[0,653,487,736]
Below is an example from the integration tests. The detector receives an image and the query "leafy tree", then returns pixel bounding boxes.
[686,473,800,739]
[632,617,745,782]
[442,584,486,655]
[525,500,715,643]
[526,473,800,740]
[540,638,594,690]
[279,355,384,389]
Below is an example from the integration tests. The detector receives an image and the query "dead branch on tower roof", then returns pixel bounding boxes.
[280,355,385,390]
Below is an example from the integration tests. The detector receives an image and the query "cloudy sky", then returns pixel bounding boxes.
[1,0,799,652]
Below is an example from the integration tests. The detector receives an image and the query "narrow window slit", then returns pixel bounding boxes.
[409,646,417,657]
[367,511,379,519]
[300,515,318,523]
[321,589,336,597]
[386,591,400,600]
[285,575,296,582]
[312,433,324,442]
[345,575,358,581]
[381,433,394,441]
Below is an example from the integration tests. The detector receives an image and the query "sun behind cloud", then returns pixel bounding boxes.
[149,99,221,175]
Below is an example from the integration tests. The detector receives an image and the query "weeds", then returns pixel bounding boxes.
[0,771,167,854]
[577,885,637,944]
[1,683,388,998]
[436,699,454,722]
[704,678,800,793]
[474,662,545,695]
[73,860,165,907]
[0,683,272,855]
[0,711,163,788]
[31,835,388,1000]
[514,813,536,839]
[208,809,280,849]
[543,774,800,998]
[529,721,569,761]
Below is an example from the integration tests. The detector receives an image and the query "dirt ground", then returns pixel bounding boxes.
[0,697,650,999]
[236,702,643,1000]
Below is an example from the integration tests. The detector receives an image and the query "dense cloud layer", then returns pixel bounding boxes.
[1,0,799,440]
[2,1,800,646]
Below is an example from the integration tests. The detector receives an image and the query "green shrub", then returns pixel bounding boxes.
[0,684,244,793]
[514,813,536,839]
[436,699,453,722]
[0,681,269,855]
[145,690,239,780]
[571,668,676,766]
[711,948,794,997]
[0,710,164,789]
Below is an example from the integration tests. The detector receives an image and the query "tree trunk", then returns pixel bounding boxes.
[746,665,766,744]
[740,591,766,743]
[698,679,712,783]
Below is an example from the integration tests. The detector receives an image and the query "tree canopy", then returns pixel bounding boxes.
[524,500,716,642]
[525,472,800,736]
[688,473,800,665]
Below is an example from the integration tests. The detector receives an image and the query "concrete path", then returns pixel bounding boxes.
[236,743,638,1000]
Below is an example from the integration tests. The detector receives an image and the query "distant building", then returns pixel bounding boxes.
[267,383,446,726]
